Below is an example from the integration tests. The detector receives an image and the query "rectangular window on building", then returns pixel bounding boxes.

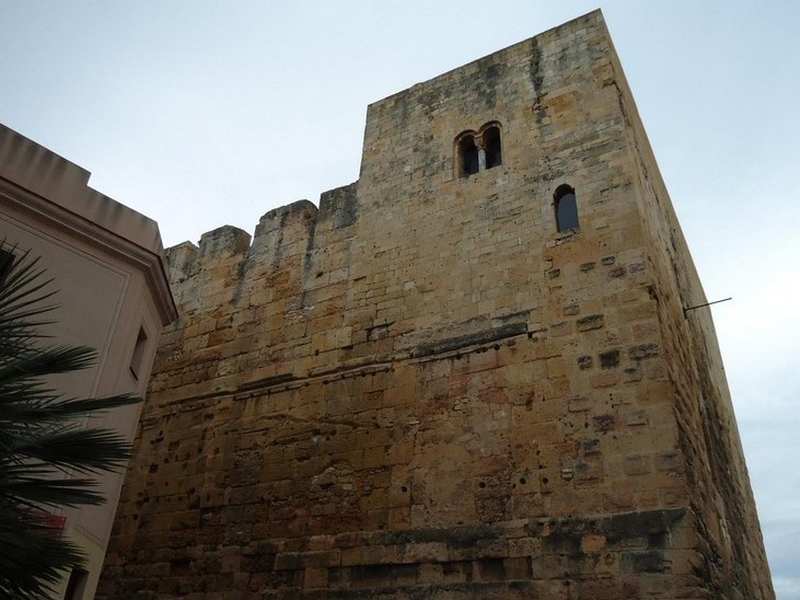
[0,248,15,286]
[129,326,148,380]
[64,568,88,600]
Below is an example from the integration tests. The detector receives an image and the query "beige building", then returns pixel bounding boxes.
[0,124,176,599]
[100,10,773,599]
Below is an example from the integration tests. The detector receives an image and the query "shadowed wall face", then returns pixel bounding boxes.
[98,11,773,600]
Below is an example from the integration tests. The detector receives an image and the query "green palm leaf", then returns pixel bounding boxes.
[0,241,142,597]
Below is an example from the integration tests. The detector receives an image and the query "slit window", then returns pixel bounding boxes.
[554,184,579,232]
[459,134,480,177]
[65,568,88,600]
[129,326,148,380]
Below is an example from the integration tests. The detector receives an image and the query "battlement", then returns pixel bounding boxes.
[166,181,359,300]
[99,11,773,599]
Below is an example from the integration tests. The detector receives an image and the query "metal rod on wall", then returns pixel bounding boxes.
[683,297,732,316]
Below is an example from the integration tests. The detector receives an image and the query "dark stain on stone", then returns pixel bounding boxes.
[414,323,527,358]
[599,349,620,369]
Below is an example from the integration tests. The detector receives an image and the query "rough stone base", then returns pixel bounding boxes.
[97,508,721,599]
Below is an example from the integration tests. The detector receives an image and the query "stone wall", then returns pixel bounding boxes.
[608,38,774,597]
[99,10,773,599]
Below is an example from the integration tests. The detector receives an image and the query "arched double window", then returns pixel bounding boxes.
[456,122,502,178]
[554,184,579,232]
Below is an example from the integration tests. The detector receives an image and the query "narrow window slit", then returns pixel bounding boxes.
[130,326,148,380]
[459,134,480,177]
[554,184,579,232]
[483,125,502,169]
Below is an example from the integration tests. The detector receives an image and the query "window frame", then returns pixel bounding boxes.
[454,121,503,179]
[554,184,579,233]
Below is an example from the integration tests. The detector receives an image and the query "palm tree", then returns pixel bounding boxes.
[0,243,140,599]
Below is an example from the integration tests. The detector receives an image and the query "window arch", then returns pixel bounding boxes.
[456,131,480,177]
[455,122,502,178]
[554,184,579,232]
[482,124,502,169]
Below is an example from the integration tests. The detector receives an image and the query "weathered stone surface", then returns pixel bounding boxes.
[98,9,773,600]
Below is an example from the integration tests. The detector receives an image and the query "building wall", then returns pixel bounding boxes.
[0,124,176,599]
[99,11,772,599]
[610,44,773,595]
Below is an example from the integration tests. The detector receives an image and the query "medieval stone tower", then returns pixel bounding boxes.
[99,11,774,599]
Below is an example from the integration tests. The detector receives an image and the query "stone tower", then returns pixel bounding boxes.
[99,10,773,599]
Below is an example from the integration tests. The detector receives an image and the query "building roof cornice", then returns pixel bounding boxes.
[0,124,177,325]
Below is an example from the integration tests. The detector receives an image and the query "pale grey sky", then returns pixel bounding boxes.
[2,1,798,596]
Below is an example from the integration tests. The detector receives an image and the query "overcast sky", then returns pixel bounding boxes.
[2,1,798,596]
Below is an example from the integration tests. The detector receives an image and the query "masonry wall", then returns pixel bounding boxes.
[99,11,773,599]
[607,41,773,597]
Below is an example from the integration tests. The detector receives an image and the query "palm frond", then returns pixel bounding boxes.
[0,240,144,597]
[10,427,133,473]
[0,392,139,424]
[0,345,97,379]
[0,507,84,599]
[0,476,107,508]
[0,247,57,335]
